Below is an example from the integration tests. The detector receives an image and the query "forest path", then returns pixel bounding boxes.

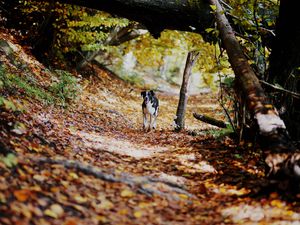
[1,33,300,224]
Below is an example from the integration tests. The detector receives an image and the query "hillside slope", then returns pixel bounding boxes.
[1,30,300,225]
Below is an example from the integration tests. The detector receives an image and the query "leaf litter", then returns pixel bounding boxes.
[1,30,300,225]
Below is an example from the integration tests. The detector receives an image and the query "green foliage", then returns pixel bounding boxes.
[0,65,54,104]
[224,0,279,75]
[207,124,234,140]
[102,29,224,90]
[1,153,18,168]
[121,72,145,87]
[0,96,17,112]
[227,0,278,31]
[50,70,81,107]
[17,1,130,58]
[124,30,215,69]
[0,65,80,106]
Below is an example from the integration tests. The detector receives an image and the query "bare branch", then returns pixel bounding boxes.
[260,80,300,99]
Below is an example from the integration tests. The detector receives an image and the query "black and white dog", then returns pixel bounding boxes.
[141,90,159,131]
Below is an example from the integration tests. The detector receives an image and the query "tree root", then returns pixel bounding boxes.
[22,156,195,201]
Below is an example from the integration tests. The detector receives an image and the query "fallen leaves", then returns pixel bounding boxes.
[13,189,32,202]
[120,189,136,198]
[44,204,64,218]
[1,153,18,168]
[1,31,300,225]
[222,202,300,224]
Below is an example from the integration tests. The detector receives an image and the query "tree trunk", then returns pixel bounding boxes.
[209,0,300,181]
[32,0,213,38]
[174,51,200,131]
[267,0,300,140]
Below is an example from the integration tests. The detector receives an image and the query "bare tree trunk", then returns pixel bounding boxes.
[267,0,300,141]
[174,51,200,131]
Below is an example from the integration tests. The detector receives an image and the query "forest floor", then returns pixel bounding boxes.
[1,30,300,225]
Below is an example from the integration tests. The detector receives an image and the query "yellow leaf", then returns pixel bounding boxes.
[286,210,294,216]
[270,199,284,208]
[0,193,6,203]
[99,199,114,209]
[138,202,150,208]
[120,189,135,198]
[133,210,143,218]
[74,195,88,203]
[44,209,57,218]
[96,216,108,223]
[44,204,64,218]
[119,209,128,215]
[210,5,217,11]
[69,172,79,179]
[178,194,189,199]
[265,104,273,109]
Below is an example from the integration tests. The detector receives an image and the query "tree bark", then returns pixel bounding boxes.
[209,0,300,181]
[267,0,300,140]
[193,113,227,128]
[174,51,200,131]
[32,0,213,38]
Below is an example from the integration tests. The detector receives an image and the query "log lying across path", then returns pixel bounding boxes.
[31,0,300,183]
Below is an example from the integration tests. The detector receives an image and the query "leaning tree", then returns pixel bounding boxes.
[28,0,300,183]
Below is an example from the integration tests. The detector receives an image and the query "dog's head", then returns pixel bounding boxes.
[141,90,155,104]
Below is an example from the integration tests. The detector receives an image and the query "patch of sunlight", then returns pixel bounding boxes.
[177,154,217,173]
[77,131,168,159]
[222,202,300,224]
[198,104,219,109]
[210,184,249,196]
[154,172,187,186]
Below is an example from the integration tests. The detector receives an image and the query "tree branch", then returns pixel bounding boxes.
[193,112,227,128]
[260,80,300,99]
[32,0,213,38]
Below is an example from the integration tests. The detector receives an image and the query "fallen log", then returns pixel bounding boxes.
[209,0,299,182]
[193,112,227,128]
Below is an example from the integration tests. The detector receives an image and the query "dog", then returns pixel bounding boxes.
[141,90,159,131]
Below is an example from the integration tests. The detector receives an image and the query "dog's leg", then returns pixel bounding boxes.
[152,115,157,129]
[143,113,148,131]
[150,114,153,130]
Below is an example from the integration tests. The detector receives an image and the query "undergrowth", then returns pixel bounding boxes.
[50,70,81,107]
[207,124,234,140]
[120,72,144,87]
[0,65,81,107]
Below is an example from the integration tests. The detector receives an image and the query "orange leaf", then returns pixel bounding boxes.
[14,189,31,202]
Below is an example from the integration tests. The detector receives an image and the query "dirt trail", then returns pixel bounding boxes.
[1,32,300,225]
